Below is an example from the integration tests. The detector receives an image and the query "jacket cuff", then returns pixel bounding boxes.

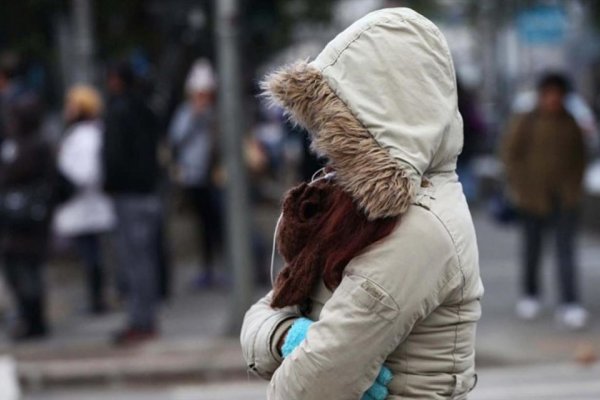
[270,317,296,363]
[247,312,297,379]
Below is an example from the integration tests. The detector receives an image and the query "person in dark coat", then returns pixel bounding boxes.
[0,93,54,340]
[103,63,162,345]
[0,53,25,144]
[456,80,485,202]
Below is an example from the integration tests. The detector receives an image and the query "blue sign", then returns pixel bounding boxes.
[517,5,567,45]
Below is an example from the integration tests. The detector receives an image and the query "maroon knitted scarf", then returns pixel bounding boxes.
[271,179,398,309]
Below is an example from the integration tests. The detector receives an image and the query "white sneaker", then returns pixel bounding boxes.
[516,297,542,320]
[556,304,589,330]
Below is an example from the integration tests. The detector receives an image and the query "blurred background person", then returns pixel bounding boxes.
[52,85,115,315]
[502,73,588,330]
[0,93,54,340]
[512,80,599,157]
[0,53,25,144]
[169,59,223,288]
[102,62,161,345]
[457,79,486,203]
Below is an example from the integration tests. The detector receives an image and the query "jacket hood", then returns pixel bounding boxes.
[262,8,463,220]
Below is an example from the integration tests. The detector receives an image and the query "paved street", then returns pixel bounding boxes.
[26,382,268,400]
[25,363,600,399]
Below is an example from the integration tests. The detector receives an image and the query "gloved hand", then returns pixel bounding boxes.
[361,365,393,400]
[281,317,313,357]
[281,318,393,400]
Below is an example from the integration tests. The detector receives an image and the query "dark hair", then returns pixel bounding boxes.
[537,72,571,94]
[317,187,398,291]
[271,180,398,308]
[106,61,135,88]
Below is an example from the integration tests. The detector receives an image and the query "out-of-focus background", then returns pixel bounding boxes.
[0,0,600,399]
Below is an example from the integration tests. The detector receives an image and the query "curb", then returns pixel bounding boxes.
[15,338,252,390]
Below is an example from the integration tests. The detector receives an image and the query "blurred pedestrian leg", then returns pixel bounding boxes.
[2,254,47,339]
[555,209,578,304]
[522,213,545,300]
[156,210,171,300]
[185,185,223,286]
[521,209,580,302]
[74,234,106,313]
[113,195,160,336]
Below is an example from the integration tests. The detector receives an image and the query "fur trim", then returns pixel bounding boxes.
[262,61,414,220]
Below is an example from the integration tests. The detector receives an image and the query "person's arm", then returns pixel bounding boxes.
[501,114,530,198]
[240,291,300,380]
[167,105,191,148]
[58,126,101,188]
[267,210,461,399]
[101,105,125,190]
[569,119,587,184]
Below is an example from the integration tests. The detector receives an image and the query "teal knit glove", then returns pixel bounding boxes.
[281,317,312,357]
[361,365,393,400]
[281,318,393,400]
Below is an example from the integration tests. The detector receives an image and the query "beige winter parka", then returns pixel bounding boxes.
[241,8,484,399]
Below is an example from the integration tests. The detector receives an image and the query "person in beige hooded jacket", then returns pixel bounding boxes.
[241,7,484,400]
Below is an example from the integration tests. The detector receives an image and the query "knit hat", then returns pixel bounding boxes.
[185,58,216,93]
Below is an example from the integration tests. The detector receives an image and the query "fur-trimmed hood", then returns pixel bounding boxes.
[262,8,463,220]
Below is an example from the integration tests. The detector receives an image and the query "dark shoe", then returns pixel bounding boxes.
[112,327,158,346]
[13,298,49,341]
[10,322,48,342]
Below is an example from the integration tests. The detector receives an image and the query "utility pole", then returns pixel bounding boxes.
[71,0,96,84]
[478,0,500,137]
[215,0,254,334]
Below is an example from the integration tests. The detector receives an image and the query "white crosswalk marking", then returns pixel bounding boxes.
[0,356,20,400]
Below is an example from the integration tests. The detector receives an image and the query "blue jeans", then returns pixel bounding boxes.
[113,195,161,330]
[74,233,105,311]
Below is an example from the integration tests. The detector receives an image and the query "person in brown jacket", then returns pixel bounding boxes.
[502,73,588,329]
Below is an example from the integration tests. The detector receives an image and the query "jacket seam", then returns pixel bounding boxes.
[426,210,466,378]
[345,273,402,311]
[265,312,298,361]
[320,16,398,71]
[321,12,444,71]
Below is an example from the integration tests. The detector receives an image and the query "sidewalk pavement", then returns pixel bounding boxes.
[2,210,600,392]
[24,362,600,400]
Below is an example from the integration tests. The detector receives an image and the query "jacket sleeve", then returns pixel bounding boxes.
[58,126,101,188]
[500,116,527,179]
[240,291,300,380]
[101,105,125,189]
[569,118,587,183]
[501,114,529,194]
[267,210,461,400]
